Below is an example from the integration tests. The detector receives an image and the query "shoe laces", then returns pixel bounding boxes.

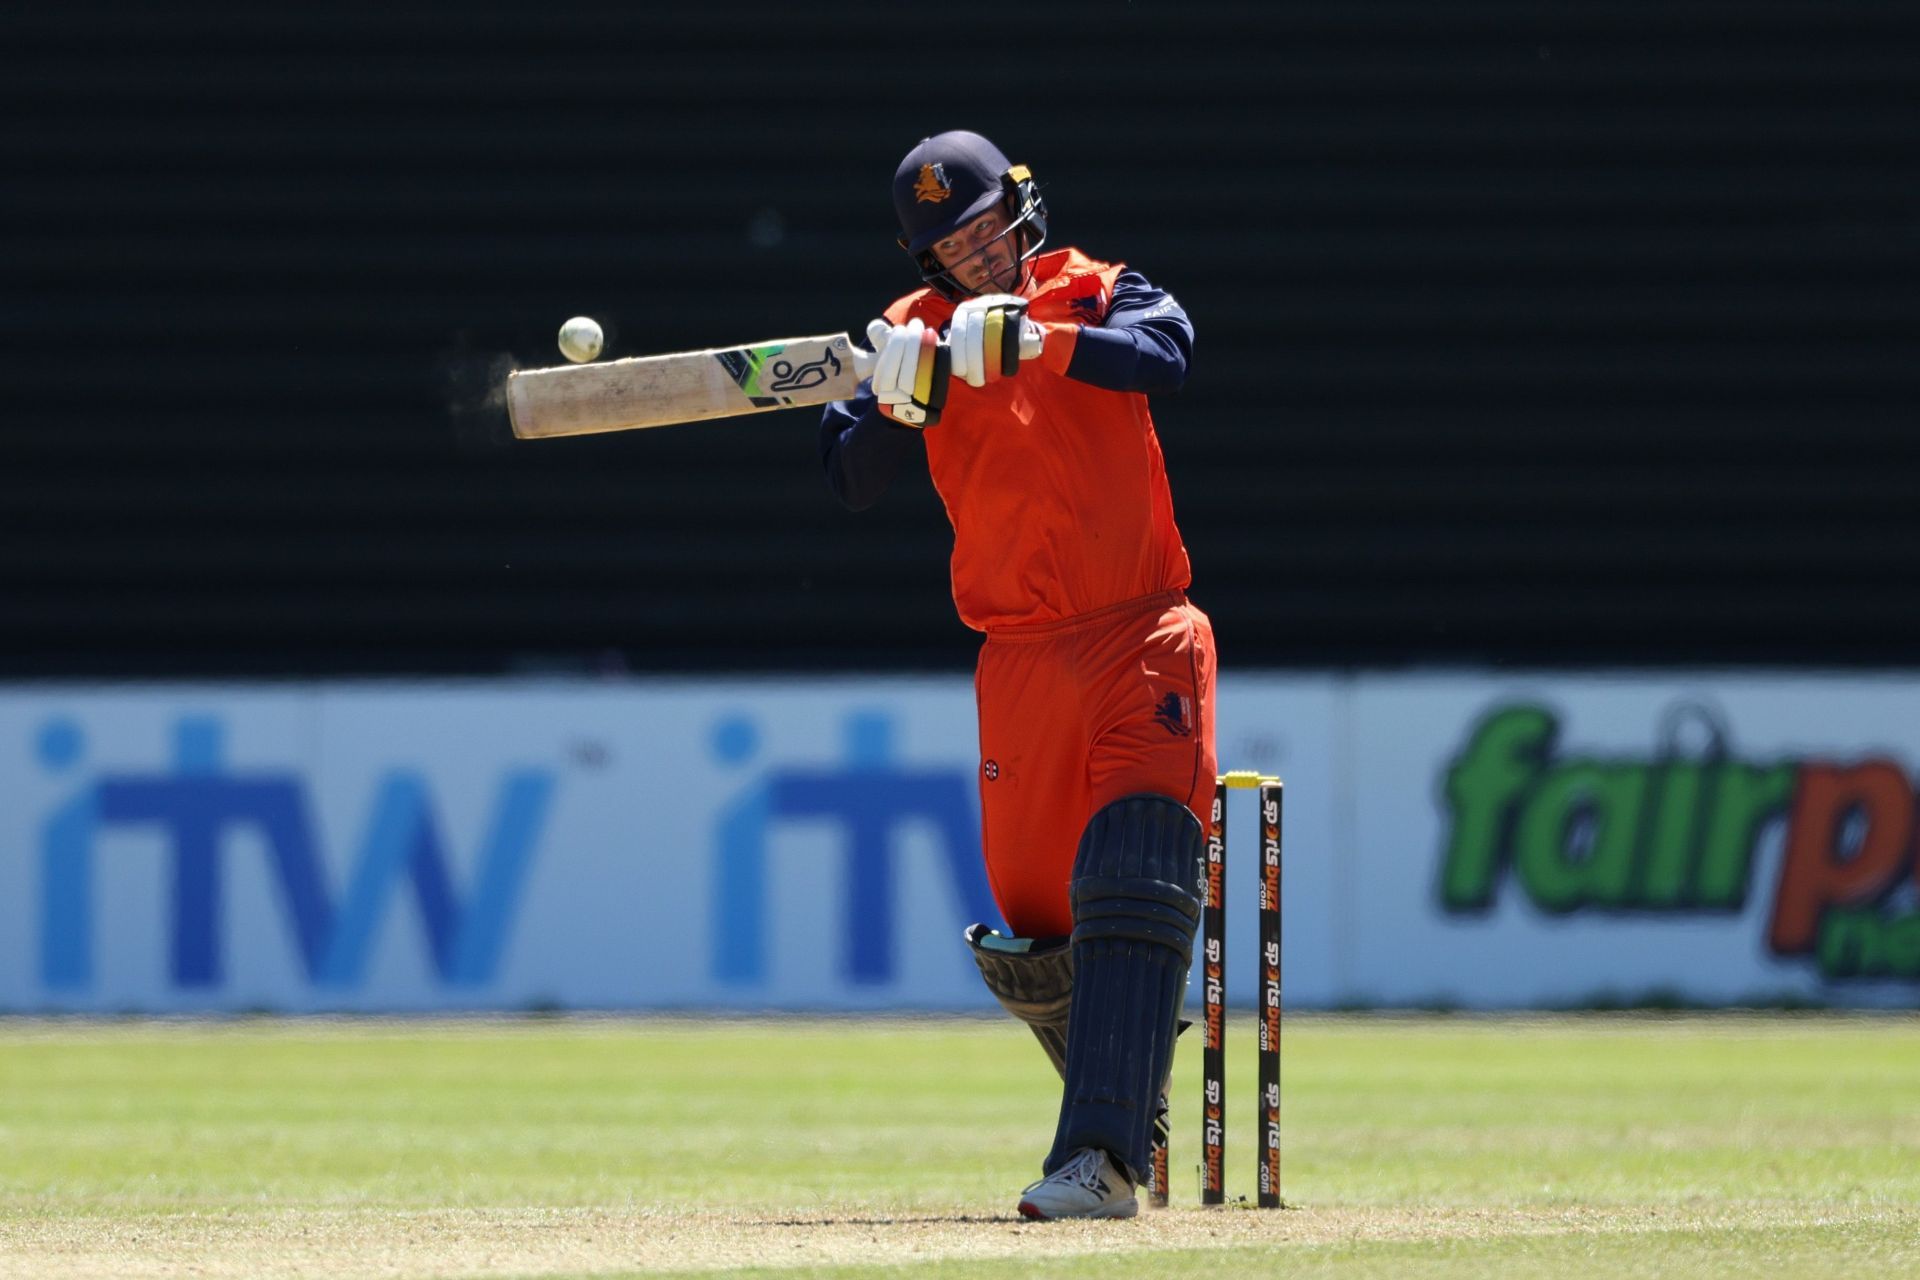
[1025,1148,1121,1197]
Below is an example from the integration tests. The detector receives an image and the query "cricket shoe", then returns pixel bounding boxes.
[1017,1147,1138,1220]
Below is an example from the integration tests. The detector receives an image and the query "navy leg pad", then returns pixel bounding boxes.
[1045,794,1203,1183]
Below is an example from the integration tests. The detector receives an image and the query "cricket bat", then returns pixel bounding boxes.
[506,333,860,440]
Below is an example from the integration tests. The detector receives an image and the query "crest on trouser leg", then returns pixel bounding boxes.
[1153,692,1193,737]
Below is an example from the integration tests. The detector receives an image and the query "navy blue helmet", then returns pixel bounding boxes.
[891,131,1049,300]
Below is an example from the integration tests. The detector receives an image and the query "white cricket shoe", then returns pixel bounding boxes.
[1017,1147,1138,1220]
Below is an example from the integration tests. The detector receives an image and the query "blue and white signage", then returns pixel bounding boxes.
[0,679,1333,1013]
[7,672,1916,1012]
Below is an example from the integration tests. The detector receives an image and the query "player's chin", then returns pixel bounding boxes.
[965,262,1022,297]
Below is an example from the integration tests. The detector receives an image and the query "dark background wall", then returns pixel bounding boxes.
[5,1,1917,676]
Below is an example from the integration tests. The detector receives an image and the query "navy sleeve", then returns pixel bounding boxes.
[818,386,923,510]
[1061,269,1193,395]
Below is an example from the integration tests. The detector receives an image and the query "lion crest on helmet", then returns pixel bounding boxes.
[913,162,952,204]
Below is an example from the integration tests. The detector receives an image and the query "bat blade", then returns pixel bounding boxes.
[506,332,860,439]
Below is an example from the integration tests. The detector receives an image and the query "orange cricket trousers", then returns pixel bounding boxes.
[973,590,1218,939]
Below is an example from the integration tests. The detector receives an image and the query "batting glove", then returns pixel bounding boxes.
[948,294,1045,388]
[856,317,949,427]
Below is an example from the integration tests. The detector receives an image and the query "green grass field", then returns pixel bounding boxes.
[1,1015,1916,1277]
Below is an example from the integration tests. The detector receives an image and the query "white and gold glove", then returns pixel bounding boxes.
[854,317,949,426]
[948,294,1045,388]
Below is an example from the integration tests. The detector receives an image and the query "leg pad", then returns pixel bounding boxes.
[1045,794,1203,1183]
[965,924,1072,1078]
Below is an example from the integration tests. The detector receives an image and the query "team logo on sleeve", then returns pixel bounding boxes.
[914,163,953,204]
[1068,288,1107,323]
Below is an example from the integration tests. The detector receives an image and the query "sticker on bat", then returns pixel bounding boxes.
[765,344,843,394]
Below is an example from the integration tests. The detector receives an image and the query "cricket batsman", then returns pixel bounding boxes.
[820,131,1216,1219]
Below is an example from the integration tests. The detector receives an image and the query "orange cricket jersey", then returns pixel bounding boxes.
[882,249,1193,630]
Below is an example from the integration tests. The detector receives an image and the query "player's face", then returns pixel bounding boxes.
[931,207,1023,296]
